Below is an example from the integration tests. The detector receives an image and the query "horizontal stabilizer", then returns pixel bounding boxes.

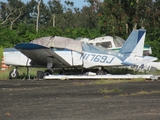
[122,56,158,66]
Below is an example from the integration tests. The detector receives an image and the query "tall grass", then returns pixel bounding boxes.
[0,46,8,80]
[0,46,160,80]
[0,66,45,80]
[0,46,3,64]
[0,71,10,80]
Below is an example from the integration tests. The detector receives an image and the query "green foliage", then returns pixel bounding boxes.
[0,67,45,80]
[0,0,160,59]
[38,27,63,37]
[0,46,3,60]
[63,28,101,39]
[0,25,18,47]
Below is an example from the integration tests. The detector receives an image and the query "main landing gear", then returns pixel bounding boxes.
[82,67,109,75]
[44,69,53,75]
[96,67,109,75]
[96,70,106,75]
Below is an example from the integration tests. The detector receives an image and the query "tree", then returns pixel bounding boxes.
[0,0,24,30]
[25,0,50,32]
[48,0,63,27]
[96,0,128,36]
[36,0,41,32]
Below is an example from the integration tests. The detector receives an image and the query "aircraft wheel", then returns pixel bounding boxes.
[96,70,106,75]
[44,69,53,76]
[9,69,19,79]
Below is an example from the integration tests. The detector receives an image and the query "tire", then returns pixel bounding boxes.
[44,69,53,76]
[96,70,106,75]
[9,69,19,79]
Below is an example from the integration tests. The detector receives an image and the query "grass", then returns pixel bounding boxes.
[0,66,46,80]
[118,89,160,97]
[100,88,123,94]
[1,46,160,80]
[130,90,160,96]
[99,88,160,97]
[0,71,10,80]
[0,46,3,63]
[93,78,147,85]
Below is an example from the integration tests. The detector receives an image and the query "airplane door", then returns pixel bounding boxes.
[71,51,82,66]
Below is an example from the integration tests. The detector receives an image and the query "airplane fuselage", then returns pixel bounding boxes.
[54,49,123,68]
[4,46,123,69]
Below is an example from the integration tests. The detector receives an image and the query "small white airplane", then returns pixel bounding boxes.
[3,29,159,79]
[77,35,152,56]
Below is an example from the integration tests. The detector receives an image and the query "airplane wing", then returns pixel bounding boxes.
[15,43,71,68]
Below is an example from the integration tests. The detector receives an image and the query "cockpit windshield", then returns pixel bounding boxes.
[113,36,125,47]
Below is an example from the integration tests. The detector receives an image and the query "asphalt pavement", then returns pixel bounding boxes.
[0,79,160,120]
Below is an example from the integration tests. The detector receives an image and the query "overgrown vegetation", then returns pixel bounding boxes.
[0,66,46,80]
[1,0,160,79]
[100,88,123,94]
[0,0,160,58]
[0,46,3,63]
[93,79,147,85]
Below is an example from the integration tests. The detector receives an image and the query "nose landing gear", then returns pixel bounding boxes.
[9,68,19,79]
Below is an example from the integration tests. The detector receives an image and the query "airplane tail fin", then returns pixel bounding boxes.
[119,29,146,57]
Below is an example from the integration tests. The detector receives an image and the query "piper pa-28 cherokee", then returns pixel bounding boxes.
[3,29,159,79]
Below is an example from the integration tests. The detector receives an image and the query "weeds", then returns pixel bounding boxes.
[130,90,160,96]
[0,67,45,80]
[1,46,160,80]
[100,88,123,94]
[94,80,128,85]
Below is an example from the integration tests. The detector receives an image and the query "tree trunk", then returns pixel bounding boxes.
[36,0,41,33]
[52,14,56,27]
[126,24,128,34]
